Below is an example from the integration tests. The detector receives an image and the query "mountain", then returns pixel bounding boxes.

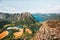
[0,12,40,40]
[32,13,60,22]
[0,12,21,21]
[0,12,60,40]
[19,12,37,25]
[0,12,60,22]
[31,20,60,40]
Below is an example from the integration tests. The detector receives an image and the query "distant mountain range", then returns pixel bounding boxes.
[32,13,60,22]
[0,12,60,22]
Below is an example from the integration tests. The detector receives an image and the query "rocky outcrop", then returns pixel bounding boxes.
[31,20,60,40]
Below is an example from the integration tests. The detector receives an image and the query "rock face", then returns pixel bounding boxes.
[31,20,60,40]
[20,12,37,24]
[21,12,32,19]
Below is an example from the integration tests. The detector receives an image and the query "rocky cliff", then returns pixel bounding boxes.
[20,12,37,24]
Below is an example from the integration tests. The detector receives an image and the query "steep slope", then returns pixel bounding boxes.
[31,20,60,40]
[19,12,37,25]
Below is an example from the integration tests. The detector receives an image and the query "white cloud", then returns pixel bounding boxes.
[30,5,60,13]
[46,5,60,13]
[0,6,20,13]
[0,5,60,13]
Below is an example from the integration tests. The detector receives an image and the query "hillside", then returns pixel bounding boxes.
[31,20,60,40]
[0,12,60,40]
[0,12,40,40]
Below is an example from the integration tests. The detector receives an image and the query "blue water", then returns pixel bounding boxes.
[32,14,60,22]
[32,14,48,22]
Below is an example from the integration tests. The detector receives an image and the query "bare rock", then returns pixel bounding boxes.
[21,12,31,19]
[20,12,37,24]
[31,20,60,40]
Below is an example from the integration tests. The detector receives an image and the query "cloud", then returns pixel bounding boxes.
[47,5,60,13]
[30,5,60,13]
[0,6,20,13]
[0,5,60,13]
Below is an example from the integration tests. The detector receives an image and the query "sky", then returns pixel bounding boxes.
[0,0,60,13]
